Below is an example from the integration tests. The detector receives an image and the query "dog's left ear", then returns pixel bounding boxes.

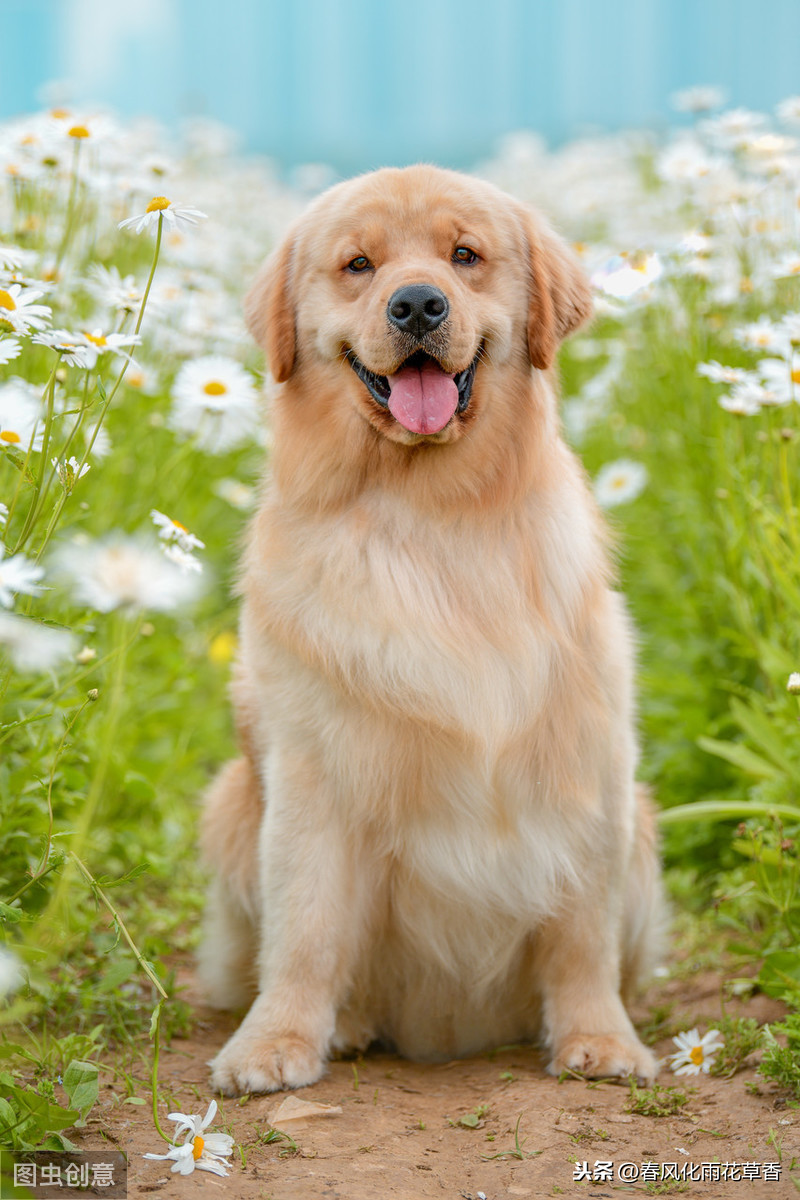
[244,235,296,383]
[517,209,593,371]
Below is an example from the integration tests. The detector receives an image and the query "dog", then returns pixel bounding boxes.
[199,164,663,1095]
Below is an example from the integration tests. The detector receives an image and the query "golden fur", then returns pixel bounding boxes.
[200,165,663,1094]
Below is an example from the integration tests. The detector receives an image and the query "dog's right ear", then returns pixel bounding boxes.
[515,206,593,372]
[244,236,296,383]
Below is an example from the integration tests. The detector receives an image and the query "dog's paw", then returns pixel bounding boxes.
[547,1033,657,1084]
[209,1030,326,1096]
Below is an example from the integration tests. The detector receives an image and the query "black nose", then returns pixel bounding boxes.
[386,284,449,336]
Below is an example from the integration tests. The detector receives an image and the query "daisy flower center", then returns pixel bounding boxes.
[0,291,17,312]
[51,108,70,120]
[146,196,171,213]
[689,1046,705,1066]
[84,332,107,347]
[172,519,188,531]
[791,369,800,385]
[192,1135,205,1160]
[1,430,21,444]
[203,381,227,396]
[68,125,90,139]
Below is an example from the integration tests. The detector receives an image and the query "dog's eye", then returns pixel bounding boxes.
[347,255,372,273]
[452,246,479,265]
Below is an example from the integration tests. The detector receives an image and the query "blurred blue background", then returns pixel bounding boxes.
[4,0,800,173]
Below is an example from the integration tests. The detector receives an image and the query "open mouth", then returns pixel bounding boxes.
[345,347,481,435]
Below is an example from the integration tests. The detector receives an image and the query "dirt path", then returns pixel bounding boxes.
[77,971,796,1200]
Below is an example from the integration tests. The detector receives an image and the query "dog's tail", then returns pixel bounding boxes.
[621,783,668,1002]
[198,755,263,1009]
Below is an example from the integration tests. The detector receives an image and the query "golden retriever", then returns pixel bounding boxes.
[199,164,663,1095]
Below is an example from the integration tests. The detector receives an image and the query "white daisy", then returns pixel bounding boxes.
[118,197,207,236]
[0,243,32,271]
[213,477,256,510]
[593,459,648,507]
[0,547,45,608]
[32,330,98,369]
[122,361,159,395]
[774,254,800,280]
[143,1140,229,1178]
[52,535,201,613]
[51,456,90,492]
[0,611,76,672]
[0,947,23,998]
[787,672,800,694]
[703,108,766,148]
[162,543,203,574]
[776,96,800,127]
[671,86,725,114]
[89,425,112,459]
[718,381,766,415]
[85,264,144,314]
[143,1099,234,1177]
[0,379,44,451]
[166,1100,234,1155]
[732,316,789,356]
[779,313,800,347]
[591,253,663,300]
[169,354,259,452]
[0,502,7,527]
[150,510,205,552]
[0,336,21,365]
[658,139,717,184]
[756,358,798,405]
[668,1027,724,1076]
[696,361,749,385]
[80,328,141,360]
[0,284,52,334]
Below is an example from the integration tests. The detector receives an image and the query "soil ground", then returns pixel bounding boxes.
[75,966,797,1200]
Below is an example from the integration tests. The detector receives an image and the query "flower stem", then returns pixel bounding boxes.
[150,1000,173,1143]
[5,356,61,546]
[70,213,163,485]
[54,139,83,273]
[69,852,168,1000]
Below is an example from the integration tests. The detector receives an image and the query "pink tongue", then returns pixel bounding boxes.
[387,359,458,434]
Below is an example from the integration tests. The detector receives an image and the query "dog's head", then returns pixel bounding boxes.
[246,165,591,447]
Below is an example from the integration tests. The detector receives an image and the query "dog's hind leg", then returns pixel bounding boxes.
[198,756,262,1010]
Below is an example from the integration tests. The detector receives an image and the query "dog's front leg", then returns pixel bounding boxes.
[537,882,658,1084]
[209,744,366,1095]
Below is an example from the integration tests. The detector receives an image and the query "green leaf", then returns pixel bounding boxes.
[758,952,800,1004]
[123,774,156,803]
[149,998,163,1039]
[729,697,797,777]
[459,1113,480,1127]
[697,736,782,778]
[0,902,23,923]
[659,799,800,825]
[39,1131,80,1152]
[62,1060,99,1126]
[95,956,137,993]
[94,862,150,889]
